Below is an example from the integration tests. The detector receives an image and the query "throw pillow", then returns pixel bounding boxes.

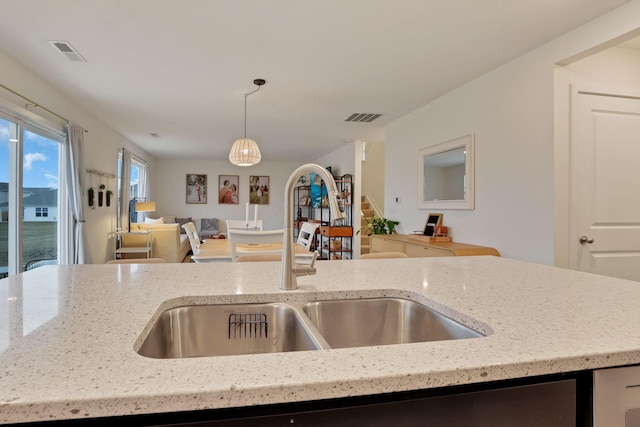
[200,218,219,235]
[144,217,163,224]
[161,215,176,224]
[176,217,192,234]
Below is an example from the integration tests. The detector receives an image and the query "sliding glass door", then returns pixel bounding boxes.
[0,115,62,277]
[22,127,60,268]
[0,117,11,278]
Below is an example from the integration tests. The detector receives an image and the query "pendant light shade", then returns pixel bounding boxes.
[229,79,266,167]
[229,138,261,167]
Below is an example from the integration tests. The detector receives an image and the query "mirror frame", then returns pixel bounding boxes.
[418,133,475,210]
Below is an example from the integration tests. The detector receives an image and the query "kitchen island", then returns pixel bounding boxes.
[1,256,639,424]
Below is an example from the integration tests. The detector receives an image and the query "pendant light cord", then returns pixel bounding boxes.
[244,84,262,138]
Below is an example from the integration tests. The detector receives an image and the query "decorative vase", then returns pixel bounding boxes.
[88,188,95,208]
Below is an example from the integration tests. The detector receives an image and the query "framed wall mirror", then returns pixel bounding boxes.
[418,133,475,210]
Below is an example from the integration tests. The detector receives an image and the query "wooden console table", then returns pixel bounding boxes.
[369,234,499,257]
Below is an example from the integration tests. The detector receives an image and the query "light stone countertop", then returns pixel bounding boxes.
[1,256,640,424]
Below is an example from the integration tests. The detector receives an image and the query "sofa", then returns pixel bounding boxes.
[122,223,190,263]
[120,217,227,263]
[174,217,228,237]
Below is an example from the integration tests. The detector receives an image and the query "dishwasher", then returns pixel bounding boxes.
[594,365,640,426]
[150,375,581,426]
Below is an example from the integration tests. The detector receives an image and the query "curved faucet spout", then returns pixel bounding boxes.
[280,164,346,291]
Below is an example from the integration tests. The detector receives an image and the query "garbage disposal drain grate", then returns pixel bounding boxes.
[228,313,268,339]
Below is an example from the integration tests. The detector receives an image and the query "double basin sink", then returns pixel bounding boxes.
[136,297,485,359]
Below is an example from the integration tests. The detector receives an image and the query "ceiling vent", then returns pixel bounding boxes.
[47,41,87,62]
[345,113,382,123]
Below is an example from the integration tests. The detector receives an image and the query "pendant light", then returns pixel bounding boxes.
[229,79,266,167]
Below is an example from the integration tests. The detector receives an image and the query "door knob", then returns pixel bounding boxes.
[579,236,594,244]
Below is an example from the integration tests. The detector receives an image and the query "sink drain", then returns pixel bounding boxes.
[228,313,268,339]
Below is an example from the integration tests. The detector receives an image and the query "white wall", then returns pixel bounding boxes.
[0,49,153,264]
[153,159,301,231]
[386,52,554,263]
[385,0,640,264]
[312,142,356,178]
[563,46,640,86]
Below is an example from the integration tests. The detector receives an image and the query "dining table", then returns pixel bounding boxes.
[193,238,315,262]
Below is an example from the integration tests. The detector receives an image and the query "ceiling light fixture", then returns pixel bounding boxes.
[229,79,266,167]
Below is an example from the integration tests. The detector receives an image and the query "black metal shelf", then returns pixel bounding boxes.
[293,174,353,260]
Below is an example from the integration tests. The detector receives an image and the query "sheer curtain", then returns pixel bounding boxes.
[64,122,86,264]
[119,148,132,230]
[138,157,151,221]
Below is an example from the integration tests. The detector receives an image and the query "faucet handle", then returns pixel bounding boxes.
[293,251,318,277]
[296,251,318,266]
[308,251,318,268]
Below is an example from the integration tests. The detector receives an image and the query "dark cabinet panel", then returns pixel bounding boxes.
[161,379,577,427]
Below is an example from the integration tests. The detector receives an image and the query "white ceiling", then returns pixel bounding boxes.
[0,0,632,161]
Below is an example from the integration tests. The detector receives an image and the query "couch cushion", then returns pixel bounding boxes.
[161,215,176,224]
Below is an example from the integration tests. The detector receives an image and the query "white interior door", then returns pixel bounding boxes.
[570,85,640,282]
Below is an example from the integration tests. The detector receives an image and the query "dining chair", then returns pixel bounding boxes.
[226,219,263,231]
[183,222,223,263]
[106,258,168,264]
[227,228,284,262]
[296,222,320,251]
[359,252,409,259]
[181,222,202,256]
[235,254,282,262]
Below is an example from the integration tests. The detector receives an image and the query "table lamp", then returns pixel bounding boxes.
[128,200,156,230]
[135,201,156,214]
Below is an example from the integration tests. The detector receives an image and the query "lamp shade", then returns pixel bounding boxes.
[229,138,261,167]
[135,201,156,212]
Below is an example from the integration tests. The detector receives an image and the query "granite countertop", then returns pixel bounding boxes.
[1,256,640,424]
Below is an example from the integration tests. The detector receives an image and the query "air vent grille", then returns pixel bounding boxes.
[47,41,87,62]
[345,113,382,123]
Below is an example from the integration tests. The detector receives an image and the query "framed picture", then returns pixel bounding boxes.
[249,176,269,204]
[186,174,207,204]
[218,175,239,204]
[423,213,443,236]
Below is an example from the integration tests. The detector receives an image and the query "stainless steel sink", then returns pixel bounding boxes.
[137,303,322,358]
[136,297,485,358]
[302,298,483,349]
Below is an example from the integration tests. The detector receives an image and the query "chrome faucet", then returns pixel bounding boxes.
[280,164,346,290]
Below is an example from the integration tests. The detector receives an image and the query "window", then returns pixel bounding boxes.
[130,157,143,198]
[117,149,148,229]
[35,207,49,218]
